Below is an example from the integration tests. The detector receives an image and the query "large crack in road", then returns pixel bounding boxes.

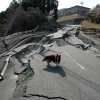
[0,26,100,100]
[10,48,68,100]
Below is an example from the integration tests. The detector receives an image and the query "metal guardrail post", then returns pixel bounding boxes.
[0,55,11,81]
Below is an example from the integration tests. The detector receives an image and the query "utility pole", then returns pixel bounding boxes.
[80,1,84,6]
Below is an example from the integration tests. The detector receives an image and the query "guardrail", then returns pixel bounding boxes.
[0,26,39,41]
[0,32,49,81]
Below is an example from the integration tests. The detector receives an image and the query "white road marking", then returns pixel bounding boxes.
[46,43,85,70]
[49,48,85,70]
[76,62,85,70]
[64,51,85,70]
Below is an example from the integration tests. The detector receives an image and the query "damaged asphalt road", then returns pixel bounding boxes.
[0,26,100,100]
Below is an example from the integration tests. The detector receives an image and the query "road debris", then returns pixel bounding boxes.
[0,25,100,100]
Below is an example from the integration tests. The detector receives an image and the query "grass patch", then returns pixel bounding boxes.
[81,21,100,30]
[57,14,81,23]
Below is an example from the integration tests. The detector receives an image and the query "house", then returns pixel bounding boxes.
[59,5,90,18]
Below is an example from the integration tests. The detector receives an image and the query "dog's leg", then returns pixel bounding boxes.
[47,61,49,66]
[56,54,59,66]
[46,60,50,67]
[56,63,58,67]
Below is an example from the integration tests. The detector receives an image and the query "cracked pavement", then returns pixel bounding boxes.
[0,26,100,100]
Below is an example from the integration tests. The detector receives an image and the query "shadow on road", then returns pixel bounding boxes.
[43,65,66,77]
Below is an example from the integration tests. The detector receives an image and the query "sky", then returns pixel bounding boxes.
[58,0,100,9]
[0,0,100,12]
[0,0,12,12]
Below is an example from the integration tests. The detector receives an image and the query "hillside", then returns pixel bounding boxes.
[58,5,90,17]
[57,14,81,23]
[81,21,100,30]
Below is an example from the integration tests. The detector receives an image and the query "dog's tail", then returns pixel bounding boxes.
[42,57,46,61]
[42,56,48,61]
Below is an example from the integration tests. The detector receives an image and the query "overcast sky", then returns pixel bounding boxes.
[58,0,100,9]
[0,0,100,12]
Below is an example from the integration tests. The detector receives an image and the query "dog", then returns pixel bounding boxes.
[42,54,61,66]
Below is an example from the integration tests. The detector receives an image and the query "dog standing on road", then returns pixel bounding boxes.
[42,54,61,66]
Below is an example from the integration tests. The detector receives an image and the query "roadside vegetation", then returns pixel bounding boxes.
[58,4,100,26]
[87,5,100,24]
[57,14,81,23]
[81,4,100,30]
[81,21,100,30]
[0,0,47,36]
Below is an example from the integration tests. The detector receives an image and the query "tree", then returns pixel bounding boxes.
[9,0,19,9]
[21,0,46,12]
[88,4,100,24]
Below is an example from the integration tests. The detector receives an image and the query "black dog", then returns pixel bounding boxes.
[43,54,61,66]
